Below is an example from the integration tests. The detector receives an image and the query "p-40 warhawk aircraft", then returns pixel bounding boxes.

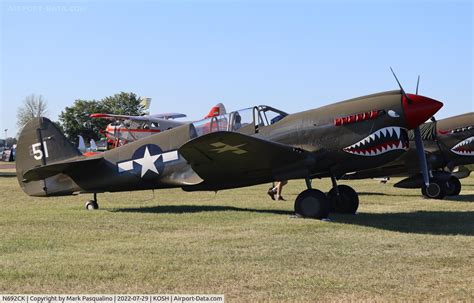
[16,90,442,219]
[344,112,474,198]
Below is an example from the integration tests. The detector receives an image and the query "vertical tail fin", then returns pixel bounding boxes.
[78,135,86,152]
[90,139,98,151]
[16,117,81,196]
[204,103,227,118]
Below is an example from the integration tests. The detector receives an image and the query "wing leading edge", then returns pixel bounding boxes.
[90,113,186,122]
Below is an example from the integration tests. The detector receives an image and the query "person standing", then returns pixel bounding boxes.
[267,181,288,201]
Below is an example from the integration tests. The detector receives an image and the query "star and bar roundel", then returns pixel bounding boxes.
[117,144,179,179]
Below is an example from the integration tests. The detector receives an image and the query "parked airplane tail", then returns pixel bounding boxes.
[78,135,86,152]
[90,139,98,151]
[16,117,83,196]
[205,103,227,118]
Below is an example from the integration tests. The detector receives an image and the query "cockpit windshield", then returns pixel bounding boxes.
[256,105,287,126]
[191,105,288,137]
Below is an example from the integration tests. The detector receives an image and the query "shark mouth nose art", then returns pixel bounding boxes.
[451,136,474,156]
[343,126,409,156]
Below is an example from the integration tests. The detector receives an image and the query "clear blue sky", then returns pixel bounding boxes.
[1,0,472,137]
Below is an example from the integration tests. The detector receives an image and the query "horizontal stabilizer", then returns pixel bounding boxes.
[22,156,102,182]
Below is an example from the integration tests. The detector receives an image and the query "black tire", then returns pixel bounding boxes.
[294,189,330,219]
[445,176,461,196]
[328,185,359,214]
[421,179,447,200]
[85,200,99,210]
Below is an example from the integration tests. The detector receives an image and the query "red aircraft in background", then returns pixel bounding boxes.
[91,103,226,148]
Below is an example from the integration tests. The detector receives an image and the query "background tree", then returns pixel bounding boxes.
[102,92,144,116]
[16,94,48,130]
[58,100,107,145]
[58,92,145,144]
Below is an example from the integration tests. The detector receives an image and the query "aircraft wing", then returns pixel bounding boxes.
[90,113,138,120]
[150,113,187,120]
[90,113,186,121]
[22,156,103,182]
[179,131,314,185]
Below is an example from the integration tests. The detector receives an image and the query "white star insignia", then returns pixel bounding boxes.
[117,147,179,177]
[133,146,161,177]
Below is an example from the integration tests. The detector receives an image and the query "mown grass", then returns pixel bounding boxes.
[0,175,473,302]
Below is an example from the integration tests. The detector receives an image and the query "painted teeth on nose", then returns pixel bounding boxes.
[398,141,403,149]
[387,127,393,137]
[375,129,381,137]
[394,127,400,138]
[375,132,380,140]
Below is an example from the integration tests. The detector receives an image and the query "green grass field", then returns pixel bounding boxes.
[0,175,473,302]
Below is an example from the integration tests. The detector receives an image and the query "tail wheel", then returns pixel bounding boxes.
[421,179,447,199]
[327,185,359,214]
[85,200,99,210]
[294,189,330,219]
[446,176,461,196]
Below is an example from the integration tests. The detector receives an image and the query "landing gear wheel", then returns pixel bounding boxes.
[421,179,447,200]
[85,200,99,210]
[446,176,461,196]
[327,185,359,214]
[294,189,330,219]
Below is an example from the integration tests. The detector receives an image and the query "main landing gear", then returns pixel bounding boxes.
[445,176,462,196]
[423,175,461,198]
[294,177,359,219]
[85,193,99,210]
[395,172,461,199]
[326,175,359,214]
[327,185,359,214]
[294,189,331,219]
[421,180,447,200]
[421,173,461,199]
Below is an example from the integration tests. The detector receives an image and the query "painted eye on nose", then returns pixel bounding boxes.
[388,110,400,118]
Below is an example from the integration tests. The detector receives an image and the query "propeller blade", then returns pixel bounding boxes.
[416,75,420,95]
[389,69,433,192]
[413,126,430,187]
[390,67,407,97]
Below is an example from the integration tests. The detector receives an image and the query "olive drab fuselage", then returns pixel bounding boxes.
[16,90,442,197]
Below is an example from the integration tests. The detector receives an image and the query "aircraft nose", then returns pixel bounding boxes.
[402,94,443,129]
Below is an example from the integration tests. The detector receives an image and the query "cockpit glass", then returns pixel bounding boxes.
[190,105,287,136]
[193,114,229,136]
[258,106,288,126]
[230,108,253,131]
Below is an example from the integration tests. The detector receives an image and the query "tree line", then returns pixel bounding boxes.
[16,92,145,144]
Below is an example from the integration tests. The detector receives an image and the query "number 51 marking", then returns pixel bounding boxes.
[31,142,49,160]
